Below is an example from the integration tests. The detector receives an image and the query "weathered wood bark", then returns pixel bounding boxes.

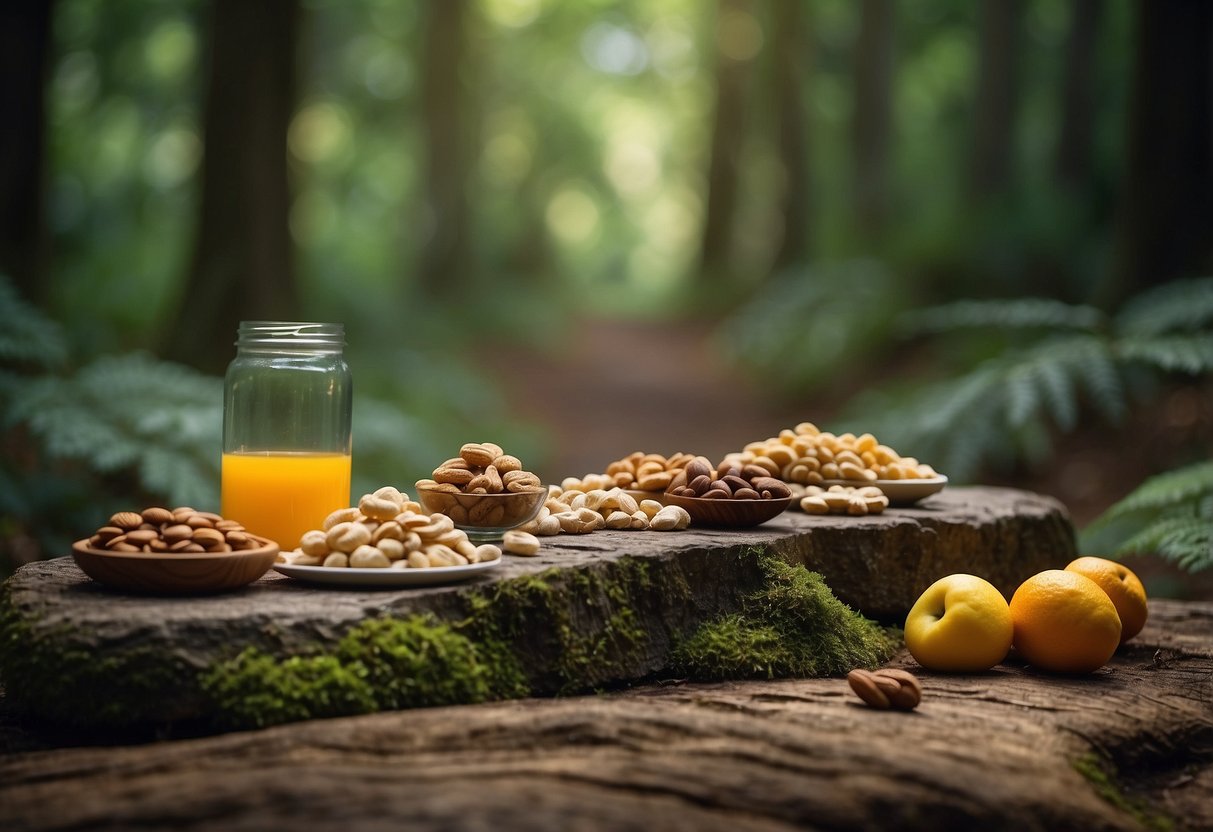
[1054,0,1104,189]
[1110,0,1213,306]
[770,0,811,269]
[0,0,53,305]
[416,0,473,299]
[969,0,1022,198]
[164,0,300,373]
[2,599,1209,831]
[0,488,1073,728]
[853,0,894,235]
[698,0,758,290]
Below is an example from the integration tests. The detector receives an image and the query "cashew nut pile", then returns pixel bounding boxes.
[416,442,545,496]
[279,485,501,569]
[512,484,691,545]
[667,456,793,501]
[561,451,695,493]
[798,485,889,516]
[723,422,939,487]
[86,508,262,554]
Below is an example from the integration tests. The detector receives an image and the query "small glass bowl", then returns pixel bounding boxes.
[415,483,547,542]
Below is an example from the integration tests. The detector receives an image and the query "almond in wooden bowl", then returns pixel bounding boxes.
[71,535,278,595]
[660,492,793,529]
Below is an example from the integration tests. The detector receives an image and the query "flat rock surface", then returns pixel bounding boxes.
[2,487,1076,726]
[10,486,1071,633]
[3,599,1209,832]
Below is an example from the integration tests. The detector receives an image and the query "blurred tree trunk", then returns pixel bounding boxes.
[416,0,472,299]
[853,0,894,235]
[770,0,811,270]
[1111,0,1213,303]
[165,0,299,373]
[0,0,53,305]
[969,0,1022,198]
[699,0,757,288]
[1054,0,1104,188]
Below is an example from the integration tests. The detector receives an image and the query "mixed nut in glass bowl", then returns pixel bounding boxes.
[415,442,547,542]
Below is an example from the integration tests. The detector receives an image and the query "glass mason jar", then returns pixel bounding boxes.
[221,321,352,548]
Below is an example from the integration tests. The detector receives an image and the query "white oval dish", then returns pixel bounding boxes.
[273,558,501,588]
[820,475,948,506]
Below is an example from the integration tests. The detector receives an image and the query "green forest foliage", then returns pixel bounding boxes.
[5,1,1210,578]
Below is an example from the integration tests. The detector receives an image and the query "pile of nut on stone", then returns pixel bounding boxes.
[85,508,260,553]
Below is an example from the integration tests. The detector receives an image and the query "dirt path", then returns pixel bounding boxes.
[481,317,804,482]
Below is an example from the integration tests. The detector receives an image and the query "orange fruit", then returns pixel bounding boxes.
[1064,556,1148,643]
[1009,570,1121,673]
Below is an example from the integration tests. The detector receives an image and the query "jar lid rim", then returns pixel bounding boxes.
[236,321,345,349]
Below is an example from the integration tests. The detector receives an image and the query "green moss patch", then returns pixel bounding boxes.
[1072,753,1174,832]
[671,557,898,680]
[202,614,526,730]
[462,558,659,693]
[0,586,196,728]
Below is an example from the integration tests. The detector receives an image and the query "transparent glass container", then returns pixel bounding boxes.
[221,322,352,548]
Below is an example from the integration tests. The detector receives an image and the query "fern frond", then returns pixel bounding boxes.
[0,275,69,371]
[900,299,1104,336]
[1093,461,1213,522]
[7,353,222,506]
[1116,515,1213,572]
[1115,277,1213,336]
[1060,336,1125,424]
[1116,333,1213,374]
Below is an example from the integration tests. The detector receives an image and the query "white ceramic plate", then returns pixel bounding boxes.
[273,558,501,587]
[820,475,948,506]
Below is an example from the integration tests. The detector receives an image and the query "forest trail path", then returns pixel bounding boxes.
[480,316,805,483]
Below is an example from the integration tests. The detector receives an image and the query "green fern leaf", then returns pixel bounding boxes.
[1116,515,1213,572]
[0,275,69,370]
[7,353,222,507]
[1006,363,1040,427]
[1095,461,1213,521]
[1035,358,1077,431]
[1115,277,1213,336]
[1116,333,1213,374]
[1058,336,1125,424]
[901,299,1104,336]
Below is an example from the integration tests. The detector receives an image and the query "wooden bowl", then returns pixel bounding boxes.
[71,535,279,595]
[661,493,793,528]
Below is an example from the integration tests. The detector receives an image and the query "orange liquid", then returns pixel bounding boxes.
[221,452,351,549]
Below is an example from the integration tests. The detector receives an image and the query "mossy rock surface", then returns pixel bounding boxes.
[0,486,1073,730]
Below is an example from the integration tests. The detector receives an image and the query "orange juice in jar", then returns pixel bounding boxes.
[221,451,351,552]
[222,322,353,549]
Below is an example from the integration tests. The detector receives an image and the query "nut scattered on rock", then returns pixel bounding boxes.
[86,508,261,554]
[517,485,690,537]
[563,451,696,493]
[847,668,923,711]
